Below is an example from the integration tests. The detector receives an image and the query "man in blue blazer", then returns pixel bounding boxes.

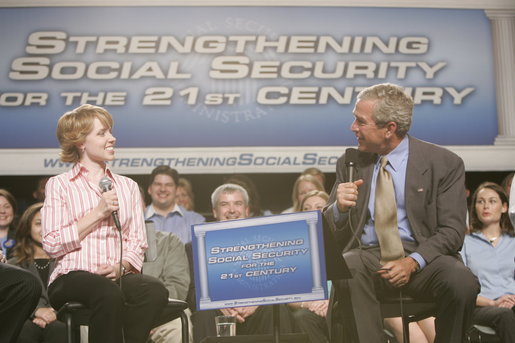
[324,83,479,342]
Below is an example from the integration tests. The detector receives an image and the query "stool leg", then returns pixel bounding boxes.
[65,313,73,343]
[180,312,189,343]
[402,316,410,343]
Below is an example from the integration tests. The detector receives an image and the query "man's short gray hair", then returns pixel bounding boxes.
[357,83,413,137]
[211,183,249,208]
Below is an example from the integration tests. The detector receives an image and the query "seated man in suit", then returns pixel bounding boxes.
[143,221,192,343]
[190,183,293,343]
[324,83,480,342]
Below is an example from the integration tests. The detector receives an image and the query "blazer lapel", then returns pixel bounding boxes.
[405,137,430,240]
[356,155,374,230]
[342,152,375,251]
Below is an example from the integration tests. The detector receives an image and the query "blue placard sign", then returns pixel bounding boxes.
[191,211,327,310]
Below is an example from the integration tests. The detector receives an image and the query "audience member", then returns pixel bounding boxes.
[16,176,51,216]
[191,183,293,342]
[0,188,17,259]
[32,176,50,203]
[302,168,326,191]
[501,172,514,198]
[287,190,331,343]
[41,104,168,343]
[282,174,324,214]
[0,250,42,343]
[9,202,66,343]
[145,166,205,244]
[300,190,329,212]
[176,177,196,212]
[324,83,479,342]
[502,171,514,227]
[510,174,515,227]
[143,221,192,343]
[460,182,515,342]
[384,317,435,343]
[225,174,272,217]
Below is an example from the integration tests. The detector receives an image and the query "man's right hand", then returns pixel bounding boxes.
[336,179,364,213]
[493,294,515,308]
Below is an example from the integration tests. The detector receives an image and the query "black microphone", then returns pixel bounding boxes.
[345,148,358,183]
[99,177,121,230]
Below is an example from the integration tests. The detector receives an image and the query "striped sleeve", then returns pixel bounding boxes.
[120,177,147,272]
[41,176,81,258]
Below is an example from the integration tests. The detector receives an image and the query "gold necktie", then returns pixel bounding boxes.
[374,157,404,265]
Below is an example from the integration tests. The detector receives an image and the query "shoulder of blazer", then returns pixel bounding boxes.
[408,136,462,171]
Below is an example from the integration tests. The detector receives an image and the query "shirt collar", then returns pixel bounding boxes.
[381,135,409,172]
[145,203,183,219]
[68,163,116,185]
[470,231,503,243]
[69,163,85,181]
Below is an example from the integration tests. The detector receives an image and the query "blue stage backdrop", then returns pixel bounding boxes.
[0,7,496,148]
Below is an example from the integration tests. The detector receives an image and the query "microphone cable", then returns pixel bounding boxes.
[117,213,125,343]
[347,207,363,250]
[99,176,125,343]
[117,229,123,290]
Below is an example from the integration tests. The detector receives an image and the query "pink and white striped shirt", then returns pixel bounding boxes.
[41,163,147,285]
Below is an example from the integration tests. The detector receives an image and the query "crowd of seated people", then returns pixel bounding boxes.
[1,165,514,343]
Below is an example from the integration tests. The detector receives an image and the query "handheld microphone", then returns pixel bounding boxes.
[99,177,121,230]
[345,148,358,183]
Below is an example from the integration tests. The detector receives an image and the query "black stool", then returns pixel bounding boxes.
[57,299,189,343]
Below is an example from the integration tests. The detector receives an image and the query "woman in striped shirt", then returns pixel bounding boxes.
[41,104,168,343]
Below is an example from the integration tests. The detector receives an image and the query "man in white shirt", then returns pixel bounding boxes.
[145,166,205,244]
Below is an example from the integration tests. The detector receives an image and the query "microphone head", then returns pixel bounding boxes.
[345,148,358,166]
[99,177,112,193]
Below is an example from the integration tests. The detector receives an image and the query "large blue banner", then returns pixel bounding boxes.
[0,7,497,151]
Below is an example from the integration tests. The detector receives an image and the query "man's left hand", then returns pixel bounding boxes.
[233,306,258,320]
[377,257,418,288]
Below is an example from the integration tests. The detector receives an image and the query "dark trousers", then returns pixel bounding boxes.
[0,263,41,343]
[48,271,168,343]
[191,305,294,343]
[291,308,329,343]
[17,319,67,343]
[335,247,479,343]
[472,306,515,343]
